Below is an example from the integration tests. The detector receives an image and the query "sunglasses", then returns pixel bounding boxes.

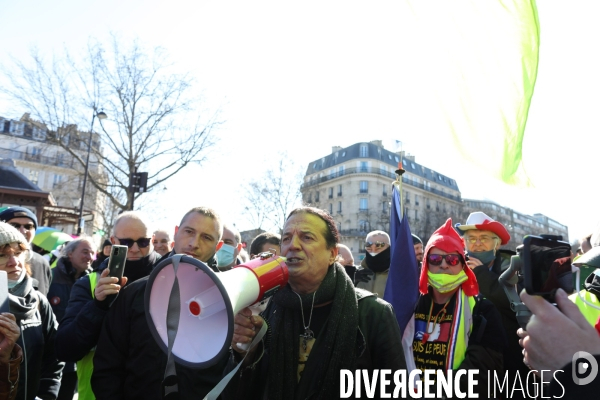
[9,222,35,230]
[365,241,387,249]
[116,237,151,249]
[427,254,464,267]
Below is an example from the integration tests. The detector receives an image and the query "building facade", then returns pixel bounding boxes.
[0,113,106,236]
[300,140,462,262]
[460,199,569,250]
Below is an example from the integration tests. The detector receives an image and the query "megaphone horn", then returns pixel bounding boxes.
[145,253,288,369]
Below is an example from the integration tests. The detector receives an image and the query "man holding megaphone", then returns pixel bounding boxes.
[223,207,407,399]
[91,207,228,400]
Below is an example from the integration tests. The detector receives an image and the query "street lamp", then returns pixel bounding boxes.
[77,109,107,235]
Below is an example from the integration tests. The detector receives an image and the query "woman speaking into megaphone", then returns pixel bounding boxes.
[225,207,406,399]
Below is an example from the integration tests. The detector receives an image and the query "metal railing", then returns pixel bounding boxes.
[302,166,462,202]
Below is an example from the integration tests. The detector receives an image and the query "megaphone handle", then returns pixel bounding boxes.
[203,322,268,400]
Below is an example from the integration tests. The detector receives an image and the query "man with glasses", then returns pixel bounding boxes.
[456,211,530,399]
[0,206,52,295]
[92,207,228,399]
[356,230,391,296]
[55,211,160,400]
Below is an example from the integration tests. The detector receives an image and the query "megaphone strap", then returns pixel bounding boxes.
[163,255,183,398]
[203,322,268,400]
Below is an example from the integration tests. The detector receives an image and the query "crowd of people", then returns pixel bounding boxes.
[0,204,598,399]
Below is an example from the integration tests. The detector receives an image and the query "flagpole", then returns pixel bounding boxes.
[394,159,406,219]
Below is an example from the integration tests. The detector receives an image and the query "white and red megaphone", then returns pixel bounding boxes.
[145,253,288,368]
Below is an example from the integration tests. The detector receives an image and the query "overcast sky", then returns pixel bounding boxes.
[1,0,598,241]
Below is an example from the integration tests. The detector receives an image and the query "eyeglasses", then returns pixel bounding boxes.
[116,237,151,248]
[427,254,464,266]
[9,222,35,231]
[365,241,387,249]
[465,236,498,245]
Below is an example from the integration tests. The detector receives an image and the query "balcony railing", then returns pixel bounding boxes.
[301,166,461,202]
[0,147,80,169]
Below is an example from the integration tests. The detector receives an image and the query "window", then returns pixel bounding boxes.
[359,181,368,193]
[360,144,368,157]
[329,203,333,214]
[383,184,387,196]
[359,161,368,172]
[315,191,320,202]
[329,187,333,199]
[338,202,342,213]
[342,151,346,157]
[359,198,368,211]
[359,220,368,232]
[383,202,388,212]
[307,193,312,203]
[405,192,410,204]
[29,170,39,185]
[414,209,418,220]
[338,165,345,176]
[329,169,335,178]
[53,174,62,188]
[337,184,342,196]
[415,195,419,206]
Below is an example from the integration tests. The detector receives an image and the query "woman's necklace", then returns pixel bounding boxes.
[294,290,317,351]
[421,298,452,344]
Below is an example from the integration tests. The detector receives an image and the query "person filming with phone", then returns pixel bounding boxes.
[55,211,160,400]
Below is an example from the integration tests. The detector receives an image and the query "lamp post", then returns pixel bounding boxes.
[77,109,107,235]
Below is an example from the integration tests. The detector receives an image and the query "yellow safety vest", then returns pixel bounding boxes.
[569,290,600,327]
[75,272,98,400]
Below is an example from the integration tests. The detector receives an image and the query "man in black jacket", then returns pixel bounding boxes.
[456,211,528,397]
[55,211,160,400]
[91,206,226,400]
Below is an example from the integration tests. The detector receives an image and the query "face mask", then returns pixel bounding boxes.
[8,268,26,289]
[216,244,236,267]
[467,249,496,265]
[428,270,468,293]
[365,247,391,273]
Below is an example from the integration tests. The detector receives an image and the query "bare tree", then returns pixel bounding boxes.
[242,154,304,233]
[1,34,219,212]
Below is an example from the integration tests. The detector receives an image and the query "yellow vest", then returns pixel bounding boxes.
[76,272,98,400]
[569,290,600,327]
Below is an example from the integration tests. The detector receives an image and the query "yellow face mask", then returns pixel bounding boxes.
[427,270,468,293]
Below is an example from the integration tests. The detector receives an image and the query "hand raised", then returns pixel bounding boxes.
[94,268,128,301]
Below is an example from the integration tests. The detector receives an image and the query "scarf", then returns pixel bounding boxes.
[267,263,358,400]
[123,251,162,285]
[364,247,391,273]
[8,274,39,324]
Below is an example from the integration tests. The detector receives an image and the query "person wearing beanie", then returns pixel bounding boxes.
[0,222,63,400]
[0,207,52,296]
[412,233,424,270]
[91,239,112,270]
[410,218,506,396]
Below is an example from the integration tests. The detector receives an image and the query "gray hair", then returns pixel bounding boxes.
[366,230,390,244]
[60,236,95,258]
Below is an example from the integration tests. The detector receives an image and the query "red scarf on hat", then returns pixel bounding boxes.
[419,218,479,296]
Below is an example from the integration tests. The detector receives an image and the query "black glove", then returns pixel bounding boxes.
[354,268,374,285]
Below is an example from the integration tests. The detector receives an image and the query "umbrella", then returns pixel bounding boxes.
[32,230,73,252]
[35,226,59,236]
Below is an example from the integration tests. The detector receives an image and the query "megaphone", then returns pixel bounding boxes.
[145,252,288,369]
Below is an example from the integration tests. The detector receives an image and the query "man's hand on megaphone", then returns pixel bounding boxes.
[95,268,128,302]
[232,307,264,355]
